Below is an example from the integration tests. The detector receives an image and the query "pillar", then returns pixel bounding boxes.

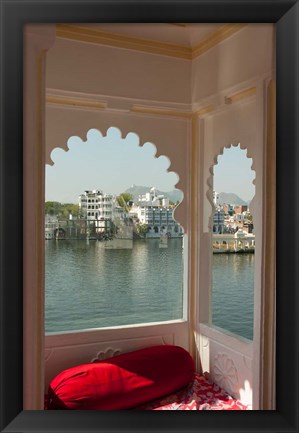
[23,24,56,409]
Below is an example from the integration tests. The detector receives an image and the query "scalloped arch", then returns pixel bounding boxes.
[206,141,256,232]
[47,126,185,229]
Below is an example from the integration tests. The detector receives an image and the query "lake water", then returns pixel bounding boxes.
[212,253,254,340]
[45,238,254,340]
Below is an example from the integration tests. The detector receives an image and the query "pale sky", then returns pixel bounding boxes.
[45,128,255,203]
[213,144,255,202]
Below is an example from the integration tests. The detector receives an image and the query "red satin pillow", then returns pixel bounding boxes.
[47,344,195,410]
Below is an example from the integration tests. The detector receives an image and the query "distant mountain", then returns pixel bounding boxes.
[124,186,248,206]
[124,185,183,204]
[217,192,248,205]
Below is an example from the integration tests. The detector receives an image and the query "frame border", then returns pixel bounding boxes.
[1,0,298,432]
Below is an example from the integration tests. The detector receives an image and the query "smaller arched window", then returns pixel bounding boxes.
[211,144,255,340]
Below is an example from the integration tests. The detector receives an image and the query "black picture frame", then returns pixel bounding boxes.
[0,0,298,432]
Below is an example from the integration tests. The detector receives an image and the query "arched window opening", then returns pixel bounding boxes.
[45,127,185,334]
[211,144,255,340]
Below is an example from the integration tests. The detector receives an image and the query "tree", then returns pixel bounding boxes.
[60,203,80,219]
[45,202,80,219]
[116,193,133,212]
[136,223,148,238]
[245,212,253,222]
[45,201,62,216]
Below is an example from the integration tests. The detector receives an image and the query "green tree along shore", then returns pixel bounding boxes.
[45,202,80,219]
[116,193,133,212]
[46,192,134,220]
[45,192,133,220]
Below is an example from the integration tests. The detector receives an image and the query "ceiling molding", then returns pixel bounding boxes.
[46,95,220,119]
[56,24,191,60]
[131,104,215,119]
[194,105,215,116]
[56,23,245,60]
[46,95,107,110]
[191,24,246,59]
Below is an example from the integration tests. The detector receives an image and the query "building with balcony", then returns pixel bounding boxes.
[78,189,115,220]
[213,207,225,234]
[131,187,183,238]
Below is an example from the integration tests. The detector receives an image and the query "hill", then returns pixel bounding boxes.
[124,185,183,204]
[124,186,248,206]
[217,192,248,205]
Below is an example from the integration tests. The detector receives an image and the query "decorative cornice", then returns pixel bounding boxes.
[46,95,216,119]
[192,24,246,59]
[194,105,215,116]
[56,24,191,60]
[130,104,214,119]
[46,95,107,110]
[56,23,246,60]
[47,88,254,119]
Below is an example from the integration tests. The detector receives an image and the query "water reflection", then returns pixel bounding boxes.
[45,238,184,333]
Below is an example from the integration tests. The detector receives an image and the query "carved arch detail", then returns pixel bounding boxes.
[46,125,186,229]
[206,140,256,232]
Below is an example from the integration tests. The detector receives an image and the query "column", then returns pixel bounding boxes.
[23,24,56,410]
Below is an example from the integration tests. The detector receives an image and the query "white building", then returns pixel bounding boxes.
[78,189,126,234]
[132,187,183,238]
[213,191,220,206]
[138,186,170,207]
[78,190,115,220]
[213,207,225,234]
[45,215,58,240]
[235,212,246,223]
[79,186,120,232]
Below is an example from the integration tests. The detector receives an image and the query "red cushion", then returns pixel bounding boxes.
[47,345,195,410]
